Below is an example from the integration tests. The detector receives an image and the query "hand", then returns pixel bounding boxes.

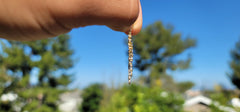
[0,0,142,41]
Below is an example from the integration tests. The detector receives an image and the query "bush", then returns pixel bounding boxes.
[99,84,184,112]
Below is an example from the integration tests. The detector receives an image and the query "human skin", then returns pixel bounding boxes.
[0,0,142,41]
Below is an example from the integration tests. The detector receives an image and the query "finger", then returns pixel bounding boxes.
[131,0,142,35]
[125,0,142,35]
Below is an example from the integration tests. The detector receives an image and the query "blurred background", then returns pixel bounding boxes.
[1,1,240,112]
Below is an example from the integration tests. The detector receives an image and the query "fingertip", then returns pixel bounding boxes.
[129,0,142,36]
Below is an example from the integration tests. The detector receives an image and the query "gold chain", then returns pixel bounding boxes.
[128,30,133,84]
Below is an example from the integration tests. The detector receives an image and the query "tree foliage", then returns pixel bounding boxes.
[229,39,240,89]
[0,34,73,112]
[132,21,196,86]
[177,81,194,93]
[79,83,104,112]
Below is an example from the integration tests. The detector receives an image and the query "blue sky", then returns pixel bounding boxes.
[67,1,240,89]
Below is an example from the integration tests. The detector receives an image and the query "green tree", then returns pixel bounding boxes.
[177,81,194,93]
[229,39,240,89]
[79,83,104,112]
[132,21,196,87]
[0,34,73,112]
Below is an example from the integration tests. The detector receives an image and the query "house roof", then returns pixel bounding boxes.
[184,95,212,106]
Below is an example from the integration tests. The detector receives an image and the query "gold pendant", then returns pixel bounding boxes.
[128,30,133,84]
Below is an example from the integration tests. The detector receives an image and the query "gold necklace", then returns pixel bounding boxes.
[128,30,133,84]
